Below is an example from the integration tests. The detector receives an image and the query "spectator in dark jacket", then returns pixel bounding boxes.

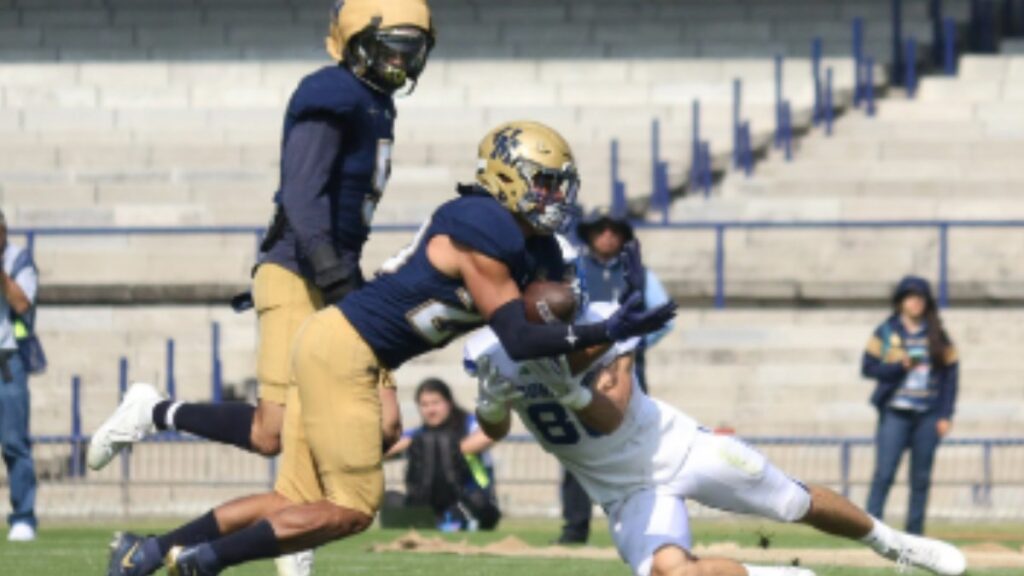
[387,378,500,531]
[862,276,958,535]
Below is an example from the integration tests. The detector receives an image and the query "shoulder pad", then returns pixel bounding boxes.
[287,66,364,120]
[441,196,524,263]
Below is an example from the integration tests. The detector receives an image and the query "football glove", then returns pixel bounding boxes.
[606,292,677,342]
[618,240,647,304]
[475,356,521,423]
[523,356,592,411]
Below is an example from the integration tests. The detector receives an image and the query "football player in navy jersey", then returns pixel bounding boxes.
[103,121,676,576]
[97,1,434,575]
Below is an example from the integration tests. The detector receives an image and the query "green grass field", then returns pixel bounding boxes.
[1,519,1021,575]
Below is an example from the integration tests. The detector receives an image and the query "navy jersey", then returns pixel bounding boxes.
[341,193,566,369]
[263,65,396,279]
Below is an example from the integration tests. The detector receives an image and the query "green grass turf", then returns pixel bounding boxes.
[1,518,1021,575]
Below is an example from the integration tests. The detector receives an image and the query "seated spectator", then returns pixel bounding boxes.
[387,378,501,531]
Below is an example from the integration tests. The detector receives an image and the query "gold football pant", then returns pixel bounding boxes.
[252,263,323,405]
[274,307,392,516]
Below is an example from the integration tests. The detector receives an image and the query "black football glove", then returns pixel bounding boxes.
[619,240,647,304]
[606,292,677,341]
[310,244,362,304]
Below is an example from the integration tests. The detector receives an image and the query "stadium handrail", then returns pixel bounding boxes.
[15,218,1024,309]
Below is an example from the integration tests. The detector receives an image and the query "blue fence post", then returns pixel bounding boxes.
[981,441,993,506]
[651,118,662,204]
[825,67,835,136]
[865,58,877,116]
[117,356,132,481]
[774,54,784,147]
[118,356,128,399]
[892,0,905,81]
[944,18,958,75]
[741,122,754,176]
[733,78,742,168]
[691,100,701,191]
[166,338,176,401]
[71,375,82,478]
[782,101,793,161]
[938,223,950,308]
[840,440,852,498]
[212,322,222,402]
[853,18,865,106]
[812,37,823,125]
[984,0,997,52]
[714,225,726,309]
[25,231,36,261]
[930,0,944,65]
[701,141,712,197]
[905,37,918,97]
[657,162,670,224]
[611,140,628,217]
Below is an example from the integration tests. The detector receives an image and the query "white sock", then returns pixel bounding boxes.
[860,516,899,553]
[165,402,184,431]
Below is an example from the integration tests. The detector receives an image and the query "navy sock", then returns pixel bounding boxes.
[152,400,172,431]
[162,402,256,452]
[156,510,222,557]
[206,520,281,570]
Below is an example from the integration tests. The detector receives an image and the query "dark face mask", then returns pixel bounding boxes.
[349,26,432,94]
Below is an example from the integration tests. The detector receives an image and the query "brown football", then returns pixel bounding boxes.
[523,281,576,324]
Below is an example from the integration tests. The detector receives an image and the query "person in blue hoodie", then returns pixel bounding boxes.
[862,276,959,535]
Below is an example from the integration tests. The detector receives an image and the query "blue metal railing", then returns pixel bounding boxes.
[35,430,1024,508]
[15,219,1024,312]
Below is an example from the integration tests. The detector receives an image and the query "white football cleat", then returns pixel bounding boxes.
[87,382,162,471]
[7,523,35,542]
[274,550,314,576]
[879,532,967,576]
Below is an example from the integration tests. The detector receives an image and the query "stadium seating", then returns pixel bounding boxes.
[661,55,1024,301]
[0,0,942,232]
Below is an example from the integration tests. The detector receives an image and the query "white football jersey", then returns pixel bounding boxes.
[463,302,699,507]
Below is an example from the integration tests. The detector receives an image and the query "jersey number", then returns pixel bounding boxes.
[363,139,393,226]
[525,402,604,446]
[407,299,482,346]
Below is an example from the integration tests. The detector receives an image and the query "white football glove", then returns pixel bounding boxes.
[523,356,592,410]
[475,356,521,423]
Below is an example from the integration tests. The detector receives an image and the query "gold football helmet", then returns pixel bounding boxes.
[476,121,581,234]
[326,0,435,93]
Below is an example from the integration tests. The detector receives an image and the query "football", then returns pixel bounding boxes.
[523,281,576,324]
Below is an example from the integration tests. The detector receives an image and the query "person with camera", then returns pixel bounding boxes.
[0,209,39,542]
[862,276,959,535]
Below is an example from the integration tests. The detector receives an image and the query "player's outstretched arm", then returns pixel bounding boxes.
[447,239,676,360]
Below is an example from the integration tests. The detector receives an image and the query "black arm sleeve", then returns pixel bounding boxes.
[280,117,353,287]
[488,300,610,361]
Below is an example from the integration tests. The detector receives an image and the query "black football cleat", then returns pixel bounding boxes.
[107,532,159,576]
[166,545,221,576]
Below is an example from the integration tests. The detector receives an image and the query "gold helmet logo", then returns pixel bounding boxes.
[326,0,434,62]
[476,121,581,234]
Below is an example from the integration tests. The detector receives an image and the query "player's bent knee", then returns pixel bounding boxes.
[320,503,373,538]
[650,545,699,576]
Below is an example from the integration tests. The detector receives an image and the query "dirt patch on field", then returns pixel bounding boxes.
[372,531,1024,569]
